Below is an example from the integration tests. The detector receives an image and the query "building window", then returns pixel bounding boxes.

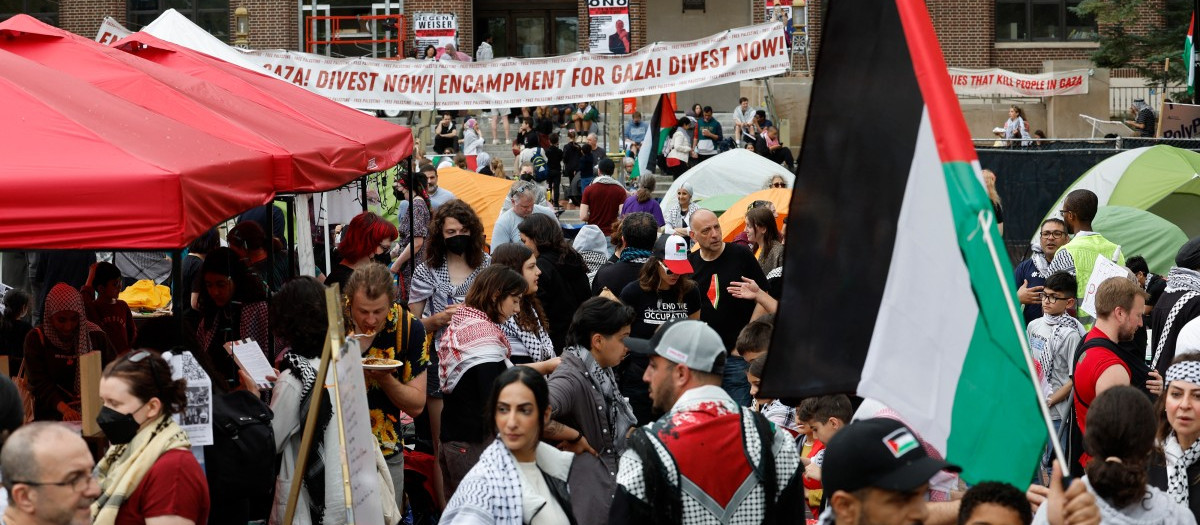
[0,0,58,26]
[128,0,229,41]
[995,0,1097,42]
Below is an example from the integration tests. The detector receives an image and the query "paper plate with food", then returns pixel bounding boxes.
[362,357,403,370]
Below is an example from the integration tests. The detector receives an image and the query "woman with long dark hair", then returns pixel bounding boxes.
[744,206,784,275]
[191,247,274,388]
[492,243,558,374]
[93,350,209,524]
[518,214,590,350]
[1035,385,1195,523]
[437,266,526,499]
[442,366,577,524]
[390,169,431,300]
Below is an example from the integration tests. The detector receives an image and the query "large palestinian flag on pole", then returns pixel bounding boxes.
[1187,12,1195,96]
[759,0,1048,486]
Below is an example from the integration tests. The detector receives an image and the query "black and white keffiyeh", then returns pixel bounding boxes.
[502,312,556,363]
[281,351,331,522]
[1030,240,1051,277]
[1167,267,1200,295]
[1037,313,1085,381]
[441,439,524,525]
[1153,268,1200,369]
[566,345,637,451]
[1167,360,1200,505]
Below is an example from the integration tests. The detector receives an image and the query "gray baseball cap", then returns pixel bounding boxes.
[625,319,725,374]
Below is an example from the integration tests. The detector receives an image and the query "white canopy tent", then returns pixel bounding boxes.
[659,149,795,217]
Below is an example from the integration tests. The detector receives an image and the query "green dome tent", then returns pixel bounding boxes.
[1092,206,1189,275]
[1036,146,1200,243]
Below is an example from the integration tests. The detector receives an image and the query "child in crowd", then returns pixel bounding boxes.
[81,262,135,356]
[1026,271,1083,482]
[733,313,774,363]
[746,355,797,435]
[794,418,824,519]
[796,394,852,485]
[957,481,1032,525]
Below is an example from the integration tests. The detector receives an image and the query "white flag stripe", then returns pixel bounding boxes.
[857,109,975,455]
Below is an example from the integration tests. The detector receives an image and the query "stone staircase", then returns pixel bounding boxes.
[384,111,743,226]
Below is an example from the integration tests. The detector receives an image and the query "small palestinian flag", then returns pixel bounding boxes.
[760,0,1047,488]
[706,274,720,309]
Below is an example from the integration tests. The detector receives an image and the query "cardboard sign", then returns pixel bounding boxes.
[80,351,102,437]
[1157,102,1200,139]
[1079,255,1132,317]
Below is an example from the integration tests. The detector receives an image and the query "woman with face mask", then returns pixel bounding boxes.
[24,282,115,422]
[390,170,431,302]
[409,198,491,505]
[437,266,526,500]
[325,211,399,293]
[442,366,578,524]
[93,350,209,525]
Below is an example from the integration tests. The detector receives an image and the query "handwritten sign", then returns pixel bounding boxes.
[1080,255,1131,317]
[332,337,384,525]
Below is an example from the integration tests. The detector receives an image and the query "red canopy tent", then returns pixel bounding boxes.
[0,48,275,250]
[0,15,399,194]
[113,31,414,190]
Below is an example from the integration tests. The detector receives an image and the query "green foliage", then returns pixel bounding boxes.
[1073,0,1192,87]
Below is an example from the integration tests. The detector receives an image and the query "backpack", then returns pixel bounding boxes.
[531,147,550,182]
[1061,336,1151,478]
[205,389,276,507]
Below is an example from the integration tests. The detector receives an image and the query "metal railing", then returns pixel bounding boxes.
[1110,85,1184,118]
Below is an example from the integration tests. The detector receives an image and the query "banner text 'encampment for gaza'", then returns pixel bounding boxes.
[246,23,789,110]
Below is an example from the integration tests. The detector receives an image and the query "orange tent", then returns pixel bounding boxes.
[718,188,792,242]
[436,167,514,247]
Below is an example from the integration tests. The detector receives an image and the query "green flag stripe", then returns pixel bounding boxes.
[941,160,1047,486]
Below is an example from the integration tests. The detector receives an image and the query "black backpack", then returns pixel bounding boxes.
[205,389,276,508]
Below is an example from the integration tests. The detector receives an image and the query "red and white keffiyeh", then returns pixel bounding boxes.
[438,305,511,394]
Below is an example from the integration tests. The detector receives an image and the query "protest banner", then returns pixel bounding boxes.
[948,67,1089,97]
[243,22,790,111]
[1157,101,1200,138]
[588,0,631,54]
[413,13,457,51]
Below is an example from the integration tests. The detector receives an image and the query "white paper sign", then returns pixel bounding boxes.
[332,337,384,525]
[165,351,214,446]
[1080,255,1131,317]
[229,339,276,389]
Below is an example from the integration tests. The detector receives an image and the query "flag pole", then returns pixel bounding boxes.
[977,209,1069,469]
[1193,2,1199,104]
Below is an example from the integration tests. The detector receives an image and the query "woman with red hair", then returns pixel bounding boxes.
[325,211,398,291]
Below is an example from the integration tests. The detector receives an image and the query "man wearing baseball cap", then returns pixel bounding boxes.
[818,417,960,524]
[608,319,803,524]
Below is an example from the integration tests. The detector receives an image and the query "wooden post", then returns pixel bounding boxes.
[80,351,102,436]
[282,285,345,524]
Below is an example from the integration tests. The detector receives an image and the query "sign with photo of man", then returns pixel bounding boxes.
[588,0,631,54]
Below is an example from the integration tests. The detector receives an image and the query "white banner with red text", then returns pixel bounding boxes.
[948,67,1090,97]
[239,22,789,111]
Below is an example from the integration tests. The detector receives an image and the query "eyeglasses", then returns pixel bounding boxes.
[658,261,675,276]
[1059,209,1072,217]
[1040,230,1066,239]
[13,471,95,493]
[770,183,787,188]
[1042,293,1070,304]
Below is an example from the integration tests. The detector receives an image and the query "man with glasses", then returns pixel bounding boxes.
[1,422,99,524]
[1014,218,1068,326]
[687,209,766,406]
[491,180,558,250]
[1048,189,1125,329]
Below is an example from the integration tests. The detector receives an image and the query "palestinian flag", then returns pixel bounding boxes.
[637,93,677,174]
[759,0,1047,487]
[1187,12,1195,96]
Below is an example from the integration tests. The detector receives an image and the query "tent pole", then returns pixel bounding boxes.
[322,192,332,275]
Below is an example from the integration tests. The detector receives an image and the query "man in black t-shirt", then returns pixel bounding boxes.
[686,209,766,407]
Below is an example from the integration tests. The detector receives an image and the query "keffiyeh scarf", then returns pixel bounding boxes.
[441,439,524,525]
[42,283,104,394]
[1167,267,1200,294]
[281,351,332,523]
[619,248,652,264]
[1153,267,1200,369]
[1037,313,1085,383]
[502,311,555,363]
[1030,240,1051,277]
[566,345,636,451]
[439,306,512,394]
[93,415,191,525]
[1166,360,1200,505]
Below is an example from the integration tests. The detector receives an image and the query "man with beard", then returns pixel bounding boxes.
[1015,218,1067,326]
[609,319,803,523]
[1047,189,1124,328]
[1070,276,1151,469]
[1149,237,1200,376]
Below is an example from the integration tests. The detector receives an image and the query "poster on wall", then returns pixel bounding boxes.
[414,13,457,51]
[588,0,631,54]
[765,0,794,47]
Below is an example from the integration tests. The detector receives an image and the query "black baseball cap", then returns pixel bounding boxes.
[822,418,960,496]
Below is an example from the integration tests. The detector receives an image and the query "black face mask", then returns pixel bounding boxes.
[373,252,392,265]
[444,234,471,255]
[97,404,143,445]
